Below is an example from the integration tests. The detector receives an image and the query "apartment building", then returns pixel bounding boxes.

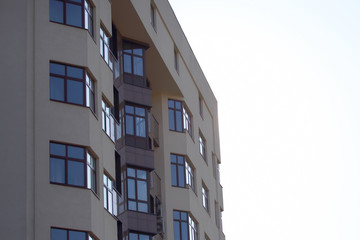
[0,0,225,240]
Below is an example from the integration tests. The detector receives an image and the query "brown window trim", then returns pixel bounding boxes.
[49,141,97,193]
[50,61,96,112]
[49,0,94,37]
[126,166,150,213]
[50,226,97,240]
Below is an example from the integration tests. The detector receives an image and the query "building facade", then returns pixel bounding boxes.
[0,0,225,240]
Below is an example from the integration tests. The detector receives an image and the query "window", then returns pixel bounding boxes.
[125,105,146,138]
[171,154,195,190]
[215,201,220,228]
[129,232,151,240]
[49,0,94,36]
[173,211,198,240]
[122,41,146,87]
[50,142,96,192]
[50,62,95,112]
[168,100,192,135]
[51,227,95,240]
[202,184,209,212]
[102,99,115,141]
[103,173,114,214]
[199,133,206,160]
[127,167,149,213]
[174,48,179,73]
[150,4,156,31]
[100,26,114,70]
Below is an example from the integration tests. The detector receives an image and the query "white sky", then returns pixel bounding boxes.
[168,0,360,239]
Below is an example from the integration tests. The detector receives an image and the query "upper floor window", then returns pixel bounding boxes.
[125,105,146,138]
[50,62,95,112]
[122,41,147,87]
[129,232,151,240]
[150,4,156,31]
[50,142,96,192]
[49,0,94,36]
[51,227,95,240]
[127,167,149,213]
[102,99,115,141]
[173,211,198,240]
[103,173,114,214]
[168,100,192,135]
[100,26,114,70]
[171,154,195,190]
[199,133,206,160]
[202,184,209,212]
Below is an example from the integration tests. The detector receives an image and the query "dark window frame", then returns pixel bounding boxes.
[150,4,156,31]
[170,154,195,191]
[128,231,151,240]
[100,25,114,70]
[173,210,198,240]
[49,0,94,37]
[50,61,95,113]
[199,132,206,161]
[102,98,116,141]
[49,141,97,192]
[50,227,95,240]
[201,184,209,212]
[122,41,147,88]
[126,167,149,213]
[103,172,114,214]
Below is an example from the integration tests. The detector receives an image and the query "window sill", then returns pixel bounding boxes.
[50,182,98,196]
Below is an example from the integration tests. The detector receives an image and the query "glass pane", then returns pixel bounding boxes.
[124,54,132,73]
[133,48,143,56]
[129,233,137,240]
[139,234,150,240]
[49,0,64,23]
[84,10,89,29]
[173,210,180,220]
[133,56,143,76]
[50,158,65,184]
[171,164,177,186]
[181,222,188,240]
[104,187,107,208]
[176,111,182,131]
[178,156,184,164]
[173,222,180,240]
[181,212,187,220]
[87,165,91,189]
[127,168,135,177]
[69,231,86,240]
[104,45,109,63]
[178,165,185,187]
[123,42,132,53]
[135,117,146,137]
[175,101,182,110]
[50,62,65,75]
[100,38,104,56]
[138,202,148,212]
[66,3,82,27]
[135,107,145,116]
[137,170,146,179]
[108,190,113,213]
[168,109,175,130]
[68,145,84,159]
[67,66,83,79]
[168,100,174,108]
[67,80,84,105]
[50,143,66,156]
[126,115,134,135]
[68,161,84,186]
[125,105,134,114]
[170,154,177,163]
[127,179,135,199]
[128,200,136,210]
[50,76,65,101]
[51,228,67,240]
[137,180,147,201]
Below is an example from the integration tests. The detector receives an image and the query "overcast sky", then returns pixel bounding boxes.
[168,0,360,239]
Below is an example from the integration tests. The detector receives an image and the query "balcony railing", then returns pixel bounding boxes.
[150,115,160,148]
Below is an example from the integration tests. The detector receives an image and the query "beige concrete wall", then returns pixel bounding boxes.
[0,0,35,239]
